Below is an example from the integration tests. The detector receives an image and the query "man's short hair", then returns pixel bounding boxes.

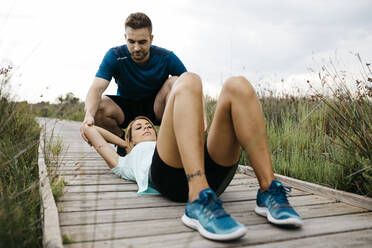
[125,12,152,34]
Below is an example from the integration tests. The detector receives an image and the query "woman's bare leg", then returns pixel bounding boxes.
[156,72,209,201]
[207,76,275,191]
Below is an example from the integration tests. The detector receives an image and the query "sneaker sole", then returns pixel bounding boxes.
[181,214,247,241]
[255,206,303,227]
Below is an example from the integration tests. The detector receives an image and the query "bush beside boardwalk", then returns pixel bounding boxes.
[31,92,85,122]
[242,93,371,197]
[0,66,42,247]
[0,67,67,247]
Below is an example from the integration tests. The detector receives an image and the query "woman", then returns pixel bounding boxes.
[83,72,302,241]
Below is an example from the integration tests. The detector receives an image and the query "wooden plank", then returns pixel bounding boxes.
[59,201,367,226]
[239,165,372,210]
[50,170,113,176]
[61,174,252,182]
[63,175,129,185]
[59,191,139,201]
[57,194,333,212]
[38,126,63,248]
[61,183,309,195]
[251,229,372,248]
[60,175,258,192]
[58,187,309,201]
[64,184,138,193]
[65,227,372,248]
[62,175,258,186]
[52,162,108,167]
[62,212,372,244]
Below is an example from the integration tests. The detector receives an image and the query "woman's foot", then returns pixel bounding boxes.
[255,180,303,227]
[182,188,247,241]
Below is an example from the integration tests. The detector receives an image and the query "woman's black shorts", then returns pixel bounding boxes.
[106,94,161,129]
[149,144,238,202]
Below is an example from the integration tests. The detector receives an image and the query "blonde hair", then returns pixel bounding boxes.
[125,116,157,153]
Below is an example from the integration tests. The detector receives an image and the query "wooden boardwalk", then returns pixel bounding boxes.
[38,118,372,248]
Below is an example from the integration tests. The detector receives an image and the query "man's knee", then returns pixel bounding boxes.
[95,97,122,123]
[164,76,178,90]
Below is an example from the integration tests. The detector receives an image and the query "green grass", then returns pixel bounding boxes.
[62,234,74,244]
[41,131,67,201]
[0,66,68,247]
[31,92,85,122]
[205,60,371,197]
[206,87,371,197]
[0,66,42,247]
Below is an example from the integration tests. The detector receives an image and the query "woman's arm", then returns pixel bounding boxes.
[83,124,120,168]
[93,125,128,148]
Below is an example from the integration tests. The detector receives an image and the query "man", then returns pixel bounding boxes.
[80,12,187,155]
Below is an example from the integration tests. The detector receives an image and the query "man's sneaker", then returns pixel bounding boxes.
[182,188,247,241]
[255,180,303,227]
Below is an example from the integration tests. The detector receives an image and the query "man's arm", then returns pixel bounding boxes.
[80,77,110,143]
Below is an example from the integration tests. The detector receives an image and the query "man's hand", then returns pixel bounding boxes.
[82,77,110,145]
[81,115,94,145]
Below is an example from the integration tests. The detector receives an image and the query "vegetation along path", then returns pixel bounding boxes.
[37,118,372,248]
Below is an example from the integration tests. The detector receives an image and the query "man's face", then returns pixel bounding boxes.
[125,27,153,64]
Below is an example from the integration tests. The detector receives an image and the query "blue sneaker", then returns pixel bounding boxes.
[182,188,247,241]
[255,180,302,227]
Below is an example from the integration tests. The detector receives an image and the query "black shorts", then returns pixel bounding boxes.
[149,144,238,202]
[106,94,161,129]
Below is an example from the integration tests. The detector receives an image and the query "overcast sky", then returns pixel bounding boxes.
[1,0,371,102]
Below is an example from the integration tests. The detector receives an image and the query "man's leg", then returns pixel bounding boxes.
[94,96,125,137]
[153,76,179,122]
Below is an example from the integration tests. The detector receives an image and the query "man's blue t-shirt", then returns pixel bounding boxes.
[96,45,187,100]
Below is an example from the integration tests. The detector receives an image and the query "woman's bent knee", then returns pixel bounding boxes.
[222,76,256,98]
[172,72,203,96]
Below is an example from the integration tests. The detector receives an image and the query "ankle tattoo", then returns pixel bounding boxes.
[186,170,202,182]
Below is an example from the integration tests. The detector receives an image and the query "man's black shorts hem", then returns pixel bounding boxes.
[148,144,239,203]
[106,94,161,129]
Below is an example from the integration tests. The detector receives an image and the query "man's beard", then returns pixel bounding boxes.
[131,50,148,62]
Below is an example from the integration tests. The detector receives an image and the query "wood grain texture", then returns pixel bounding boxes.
[38,120,63,248]
[239,165,372,210]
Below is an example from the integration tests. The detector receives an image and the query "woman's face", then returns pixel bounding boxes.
[130,118,156,145]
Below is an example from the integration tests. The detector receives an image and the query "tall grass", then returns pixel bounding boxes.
[205,60,371,197]
[0,65,67,247]
[41,127,67,201]
[308,57,371,195]
[0,66,42,247]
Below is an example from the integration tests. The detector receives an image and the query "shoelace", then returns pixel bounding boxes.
[268,185,292,207]
[200,191,230,219]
